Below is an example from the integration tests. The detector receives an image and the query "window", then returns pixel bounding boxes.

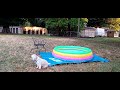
[10,28,12,33]
[23,30,26,34]
[28,30,31,34]
[40,30,42,34]
[36,30,39,34]
[32,30,35,34]
[16,28,18,34]
[13,28,15,33]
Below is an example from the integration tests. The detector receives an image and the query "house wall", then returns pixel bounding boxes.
[107,31,114,37]
[114,31,119,37]
[104,31,107,37]
[107,31,119,37]
[0,27,3,32]
[80,30,85,37]
[88,30,95,37]
[81,29,95,37]
[9,26,23,34]
[0,26,48,35]
[95,28,105,36]
[23,27,48,35]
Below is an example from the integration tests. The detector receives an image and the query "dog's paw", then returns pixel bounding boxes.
[38,67,41,69]
[42,66,48,69]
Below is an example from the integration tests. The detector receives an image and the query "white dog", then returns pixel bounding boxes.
[31,54,49,69]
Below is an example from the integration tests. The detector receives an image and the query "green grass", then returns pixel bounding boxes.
[0,34,120,72]
[77,37,120,72]
[80,37,120,47]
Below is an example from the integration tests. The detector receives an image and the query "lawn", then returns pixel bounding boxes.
[0,34,120,72]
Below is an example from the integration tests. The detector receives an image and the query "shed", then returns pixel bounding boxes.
[9,26,48,35]
[23,26,48,35]
[9,26,23,34]
[80,27,96,37]
[95,27,106,37]
[107,30,119,37]
[0,26,3,33]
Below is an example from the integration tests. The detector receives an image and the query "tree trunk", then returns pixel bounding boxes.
[57,26,60,36]
[68,23,71,31]
[68,18,71,31]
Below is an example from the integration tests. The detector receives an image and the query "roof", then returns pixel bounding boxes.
[106,29,116,32]
[85,27,96,30]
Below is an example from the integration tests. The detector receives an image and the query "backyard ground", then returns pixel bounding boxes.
[0,34,120,72]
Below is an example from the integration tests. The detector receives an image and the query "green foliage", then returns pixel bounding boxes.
[87,18,107,27]
[0,18,88,35]
[0,18,88,30]
[0,18,29,26]
[69,18,88,31]
[10,18,28,26]
[27,18,42,27]
[69,18,78,30]
[106,18,120,31]
[45,18,68,30]
[86,18,120,31]
[24,21,32,26]
[80,18,88,30]
[45,18,88,31]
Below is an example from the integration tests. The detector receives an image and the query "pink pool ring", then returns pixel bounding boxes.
[52,46,93,61]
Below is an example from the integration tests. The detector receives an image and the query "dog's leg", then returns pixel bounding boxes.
[38,64,41,69]
[38,66,41,69]
[36,65,39,68]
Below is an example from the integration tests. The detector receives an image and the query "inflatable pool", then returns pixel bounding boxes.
[52,46,93,61]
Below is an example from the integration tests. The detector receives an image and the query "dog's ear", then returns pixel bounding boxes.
[31,54,36,61]
[36,54,40,57]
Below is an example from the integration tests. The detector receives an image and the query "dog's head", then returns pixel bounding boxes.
[31,54,37,61]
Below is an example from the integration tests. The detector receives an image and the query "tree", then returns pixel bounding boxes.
[79,18,88,30]
[0,18,43,32]
[45,18,68,33]
[0,18,88,34]
[70,18,88,31]
[87,18,107,27]
[0,18,17,33]
[24,21,32,26]
[0,18,29,33]
[106,18,120,31]
[44,18,88,36]
[45,18,88,31]
[45,18,68,29]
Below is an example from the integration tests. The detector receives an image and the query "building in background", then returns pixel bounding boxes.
[106,30,119,37]
[9,26,23,34]
[0,26,3,33]
[9,26,48,35]
[80,27,96,37]
[95,27,106,37]
[23,26,48,35]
